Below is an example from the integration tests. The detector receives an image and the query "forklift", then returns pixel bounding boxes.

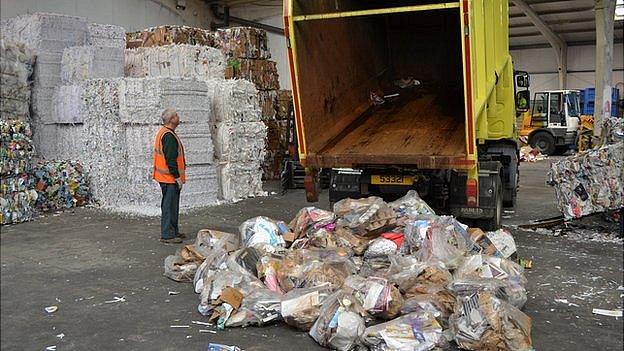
[519,90,583,155]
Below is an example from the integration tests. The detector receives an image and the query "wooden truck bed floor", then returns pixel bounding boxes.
[306,94,469,169]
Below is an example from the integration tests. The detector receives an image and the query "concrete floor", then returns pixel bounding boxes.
[1,159,622,351]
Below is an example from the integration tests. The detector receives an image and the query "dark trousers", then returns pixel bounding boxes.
[160,183,180,239]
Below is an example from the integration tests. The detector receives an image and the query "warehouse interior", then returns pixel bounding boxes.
[1,1,623,351]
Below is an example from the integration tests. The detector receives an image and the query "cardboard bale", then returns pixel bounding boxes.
[125,25,213,49]
[258,90,278,120]
[213,27,270,59]
[276,89,293,120]
[224,58,279,91]
[124,44,225,79]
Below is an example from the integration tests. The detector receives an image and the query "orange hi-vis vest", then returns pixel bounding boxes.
[153,126,186,184]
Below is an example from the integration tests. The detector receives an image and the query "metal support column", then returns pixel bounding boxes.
[594,0,616,139]
[511,0,568,89]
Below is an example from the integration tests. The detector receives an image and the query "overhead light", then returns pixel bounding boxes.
[176,0,187,10]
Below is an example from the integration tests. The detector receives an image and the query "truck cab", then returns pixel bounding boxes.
[521,90,581,155]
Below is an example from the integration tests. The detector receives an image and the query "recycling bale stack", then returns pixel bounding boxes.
[207,79,266,201]
[0,13,88,159]
[0,37,37,224]
[125,25,213,49]
[212,27,285,180]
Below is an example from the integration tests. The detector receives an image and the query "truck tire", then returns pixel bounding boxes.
[503,168,518,208]
[479,174,503,231]
[530,131,556,155]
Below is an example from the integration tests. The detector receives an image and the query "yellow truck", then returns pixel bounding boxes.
[283,0,529,229]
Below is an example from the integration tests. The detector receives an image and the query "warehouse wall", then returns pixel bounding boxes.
[0,0,213,31]
[511,44,624,98]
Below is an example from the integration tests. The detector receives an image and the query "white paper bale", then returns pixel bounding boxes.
[119,77,211,125]
[207,79,261,123]
[61,46,124,83]
[213,121,266,162]
[0,13,87,54]
[218,162,264,201]
[87,23,126,48]
[53,85,84,124]
[124,44,225,79]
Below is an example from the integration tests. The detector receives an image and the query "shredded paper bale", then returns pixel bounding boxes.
[124,44,225,79]
[87,23,126,48]
[61,45,124,84]
[548,142,624,219]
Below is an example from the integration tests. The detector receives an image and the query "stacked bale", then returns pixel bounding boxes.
[0,37,37,224]
[1,13,88,158]
[207,79,266,201]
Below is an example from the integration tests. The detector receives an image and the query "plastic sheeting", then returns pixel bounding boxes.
[548,142,624,219]
[124,44,225,80]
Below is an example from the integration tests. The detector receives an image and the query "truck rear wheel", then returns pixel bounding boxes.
[530,131,556,155]
[478,174,502,231]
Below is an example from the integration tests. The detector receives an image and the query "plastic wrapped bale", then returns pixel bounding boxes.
[239,216,286,250]
[362,312,446,351]
[277,248,355,292]
[450,292,532,351]
[452,254,527,309]
[547,142,624,219]
[309,289,369,350]
[388,190,436,218]
[343,275,403,320]
[333,196,397,236]
[124,44,225,79]
[289,206,336,239]
[225,288,282,327]
[280,283,333,331]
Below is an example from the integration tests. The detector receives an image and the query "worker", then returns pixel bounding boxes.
[518,94,528,110]
[153,107,186,244]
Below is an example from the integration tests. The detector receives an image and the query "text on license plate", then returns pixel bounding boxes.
[371,175,413,185]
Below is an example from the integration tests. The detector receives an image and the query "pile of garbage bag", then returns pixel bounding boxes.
[164,191,532,350]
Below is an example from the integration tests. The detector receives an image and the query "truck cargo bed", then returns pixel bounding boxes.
[308,93,468,169]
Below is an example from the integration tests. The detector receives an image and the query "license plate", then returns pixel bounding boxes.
[371,175,413,186]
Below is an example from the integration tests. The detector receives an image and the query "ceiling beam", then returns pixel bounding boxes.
[509,6,594,18]
[510,0,568,88]
[509,18,595,28]
[510,38,624,50]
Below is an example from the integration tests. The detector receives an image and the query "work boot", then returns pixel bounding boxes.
[160,237,183,244]
[176,232,187,239]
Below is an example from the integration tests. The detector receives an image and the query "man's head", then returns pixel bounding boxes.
[161,107,180,129]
